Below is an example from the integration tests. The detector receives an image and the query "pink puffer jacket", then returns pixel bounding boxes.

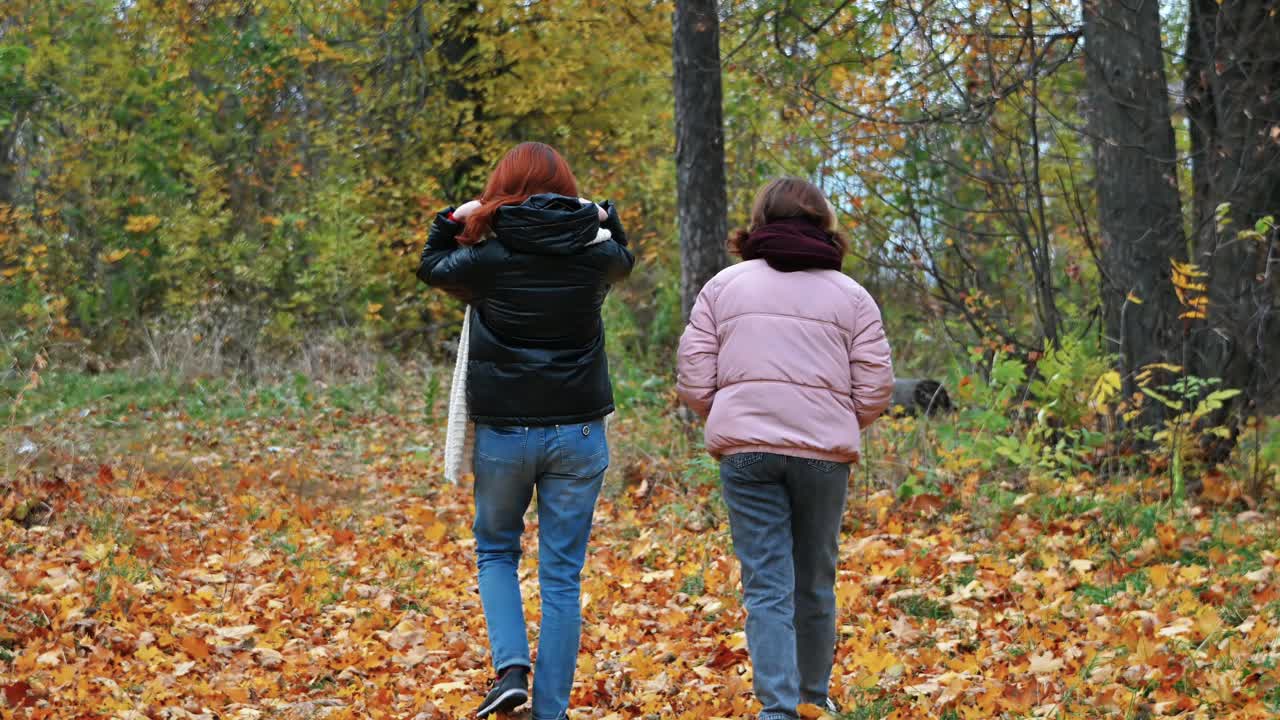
[677,259,894,462]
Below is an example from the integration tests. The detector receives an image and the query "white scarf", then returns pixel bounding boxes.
[443,227,614,483]
[443,304,475,483]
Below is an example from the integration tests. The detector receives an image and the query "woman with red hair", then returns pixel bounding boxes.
[417,142,634,720]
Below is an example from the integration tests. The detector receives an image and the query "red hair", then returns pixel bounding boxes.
[459,142,580,244]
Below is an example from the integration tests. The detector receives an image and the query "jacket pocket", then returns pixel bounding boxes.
[725,452,766,470]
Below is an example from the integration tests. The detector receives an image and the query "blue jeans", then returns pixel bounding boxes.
[473,421,608,720]
[720,452,850,720]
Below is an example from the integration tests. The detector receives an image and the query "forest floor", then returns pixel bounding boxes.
[2,372,1279,719]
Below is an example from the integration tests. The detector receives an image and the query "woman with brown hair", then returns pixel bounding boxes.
[677,177,895,719]
[417,142,634,719]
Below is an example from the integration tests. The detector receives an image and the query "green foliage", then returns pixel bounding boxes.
[0,44,33,128]
[936,353,1029,476]
[1021,338,1115,477]
[1235,419,1280,498]
[1135,368,1242,503]
[928,337,1243,491]
[1029,336,1115,428]
[682,454,721,489]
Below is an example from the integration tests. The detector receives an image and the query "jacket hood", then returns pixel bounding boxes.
[492,193,602,255]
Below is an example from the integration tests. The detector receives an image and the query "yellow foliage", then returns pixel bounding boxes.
[1088,370,1122,411]
[1170,259,1209,319]
[124,215,161,234]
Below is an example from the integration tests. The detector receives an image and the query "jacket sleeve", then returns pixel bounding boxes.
[676,284,720,418]
[599,201,628,246]
[416,209,488,301]
[597,201,636,283]
[598,241,636,285]
[849,287,895,428]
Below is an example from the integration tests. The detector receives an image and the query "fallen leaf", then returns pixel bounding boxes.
[1028,652,1063,676]
[215,624,258,640]
[181,634,211,660]
[254,647,284,669]
[3,681,35,708]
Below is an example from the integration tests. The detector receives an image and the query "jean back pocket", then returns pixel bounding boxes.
[802,458,847,474]
[476,424,528,465]
[560,421,609,478]
[724,452,766,470]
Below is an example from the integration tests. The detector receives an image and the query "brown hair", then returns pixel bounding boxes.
[459,142,580,244]
[728,177,849,256]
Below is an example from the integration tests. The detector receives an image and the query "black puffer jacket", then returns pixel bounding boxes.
[417,193,635,426]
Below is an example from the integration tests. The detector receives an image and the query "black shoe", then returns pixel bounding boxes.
[822,697,842,715]
[476,666,529,718]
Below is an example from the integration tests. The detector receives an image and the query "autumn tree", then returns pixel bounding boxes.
[673,0,730,320]
[1080,0,1190,404]
[717,1,1089,367]
[1184,0,1280,410]
[0,44,32,208]
[0,0,674,366]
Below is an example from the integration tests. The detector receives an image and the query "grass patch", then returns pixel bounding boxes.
[951,563,977,588]
[86,507,136,548]
[1074,569,1151,606]
[834,692,895,720]
[1216,590,1255,626]
[2,368,419,426]
[680,571,706,597]
[88,555,152,614]
[890,594,953,621]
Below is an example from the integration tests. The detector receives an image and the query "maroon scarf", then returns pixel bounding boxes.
[740,217,843,272]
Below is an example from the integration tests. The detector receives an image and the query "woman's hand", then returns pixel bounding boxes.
[452,200,482,220]
[579,197,609,222]
[598,200,628,246]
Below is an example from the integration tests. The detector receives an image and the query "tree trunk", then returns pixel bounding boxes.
[673,0,729,320]
[0,122,17,206]
[437,2,486,197]
[1082,0,1189,407]
[1185,0,1280,410]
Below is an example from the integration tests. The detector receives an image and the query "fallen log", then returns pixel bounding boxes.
[890,378,953,416]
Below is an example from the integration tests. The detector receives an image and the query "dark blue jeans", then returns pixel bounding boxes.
[720,452,851,720]
[472,421,608,720]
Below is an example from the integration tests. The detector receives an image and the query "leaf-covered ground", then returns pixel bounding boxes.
[3,375,1280,719]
